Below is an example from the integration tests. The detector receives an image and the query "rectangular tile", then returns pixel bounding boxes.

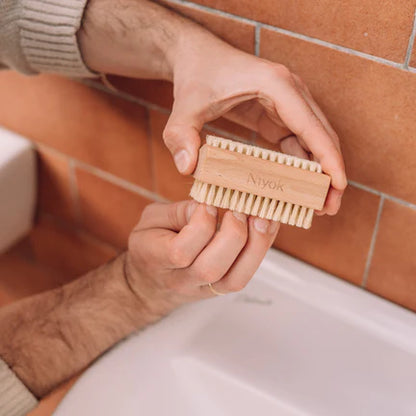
[260,29,416,204]
[106,78,174,109]
[367,200,416,312]
[0,250,63,307]
[76,168,152,248]
[29,215,119,278]
[192,0,416,61]
[274,186,380,285]
[0,72,152,189]
[161,0,255,54]
[37,147,76,223]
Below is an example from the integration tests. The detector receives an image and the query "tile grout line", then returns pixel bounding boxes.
[348,180,416,210]
[35,142,168,204]
[80,79,171,115]
[166,0,410,71]
[40,211,121,254]
[73,160,168,203]
[145,107,158,194]
[404,8,416,68]
[36,140,416,212]
[361,196,384,288]
[260,24,404,69]
[68,158,82,224]
[81,79,253,144]
[254,24,261,56]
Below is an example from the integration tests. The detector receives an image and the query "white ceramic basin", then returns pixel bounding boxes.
[55,249,416,416]
[0,127,36,253]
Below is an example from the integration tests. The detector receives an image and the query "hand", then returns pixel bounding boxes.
[164,35,347,215]
[78,0,346,215]
[125,200,279,317]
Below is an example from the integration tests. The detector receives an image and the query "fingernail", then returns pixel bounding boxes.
[174,150,190,174]
[232,211,247,223]
[254,217,269,234]
[269,221,279,234]
[206,205,217,217]
[186,201,198,222]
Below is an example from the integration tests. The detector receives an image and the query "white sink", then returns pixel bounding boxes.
[55,249,416,416]
[0,127,36,253]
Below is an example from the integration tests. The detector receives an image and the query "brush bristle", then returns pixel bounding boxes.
[190,136,324,229]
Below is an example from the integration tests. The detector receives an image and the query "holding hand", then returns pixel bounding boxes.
[80,0,347,216]
[125,200,279,317]
[164,36,347,216]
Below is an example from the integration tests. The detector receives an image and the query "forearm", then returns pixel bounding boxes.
[0,254,157,398]
[78,0,222,81]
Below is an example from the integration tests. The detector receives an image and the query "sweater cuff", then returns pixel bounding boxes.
[0,359,37,416]
[19,0,97,78]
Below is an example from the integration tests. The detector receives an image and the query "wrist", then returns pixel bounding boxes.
[124,251,178,320]
[78,0,187,81]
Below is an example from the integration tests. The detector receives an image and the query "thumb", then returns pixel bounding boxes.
[138,200,200,232]
[163,112,202,175]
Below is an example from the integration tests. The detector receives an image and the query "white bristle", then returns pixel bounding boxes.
[221,188,232,208]
[288,204,300,225]
[214,186,224,206]
[228,190,237,210]
[244,193,255,215]
[296,206,308,228]
[191,136,326,229]
[259,197,270,218]
[251,195,263,216]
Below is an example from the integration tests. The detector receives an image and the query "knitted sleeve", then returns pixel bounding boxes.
[0,0,96,77]
[0,358,37,416]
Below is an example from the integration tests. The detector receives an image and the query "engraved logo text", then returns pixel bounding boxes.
[247,173,284,192]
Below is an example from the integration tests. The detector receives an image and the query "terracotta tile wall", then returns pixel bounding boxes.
[0,0,415,316]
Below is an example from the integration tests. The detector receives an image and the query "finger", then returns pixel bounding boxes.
[291,79,346,215]
[280,135,310,159]
[163,108,202,175]
[185,211,248,286]
[212,218,280,294]
[315,187,344,216]
[279,135,341,216]
[265,80,347,193]
[168,204,218,268]
[135,203,218,269]
[137,200,199,232]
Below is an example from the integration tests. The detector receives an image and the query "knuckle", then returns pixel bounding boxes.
[167,202,183,230]
[163,124,182,148]
[195,267,217,284]
[168,242,193,268]
[268,63,293,80]
[228,223,248,245]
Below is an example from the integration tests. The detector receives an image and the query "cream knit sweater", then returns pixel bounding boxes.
[0,1,95,414]
[0,0,95,77]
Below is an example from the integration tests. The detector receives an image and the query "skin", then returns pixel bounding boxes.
[0,202,278,397]
[0,0,346,400]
